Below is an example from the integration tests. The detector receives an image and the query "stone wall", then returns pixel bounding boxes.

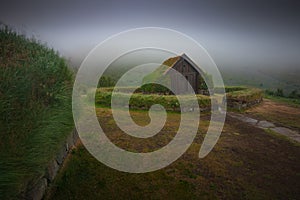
[227,97,263,110]
[25,129,79,200]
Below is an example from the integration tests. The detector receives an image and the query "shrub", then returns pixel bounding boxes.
[275,88,284,97]
[97,76,115,87]
[140,83,172,94]
[265,89,275,96]
[199,73,213,91]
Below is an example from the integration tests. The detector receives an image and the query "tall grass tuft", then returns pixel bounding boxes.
[0,24,74,199]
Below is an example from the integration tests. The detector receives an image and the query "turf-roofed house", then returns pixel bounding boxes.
[142,53,210,95]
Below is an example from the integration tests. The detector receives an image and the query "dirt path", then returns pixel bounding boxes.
[228,112,300,143]
[245,99,300,130]
[228,99,300,143]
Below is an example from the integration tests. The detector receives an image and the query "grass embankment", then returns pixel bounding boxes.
[93,86,263,111]
[226,87,263,102]
[91,88,211,111]
[0,25,74,199]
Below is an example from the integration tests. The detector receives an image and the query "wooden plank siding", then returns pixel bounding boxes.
[167,56,200,94]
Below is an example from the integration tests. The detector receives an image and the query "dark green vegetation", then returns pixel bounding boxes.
[265,88,300,104]
[223,86,247,93]
[93,86,263,112]
[98,76,115,88]
[0,25,74,199]
[91,88,211,111]
[46,104,300,199]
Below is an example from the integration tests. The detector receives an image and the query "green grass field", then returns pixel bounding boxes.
[46,105,300,199]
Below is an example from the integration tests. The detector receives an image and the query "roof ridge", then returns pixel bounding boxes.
[162,53,204,75]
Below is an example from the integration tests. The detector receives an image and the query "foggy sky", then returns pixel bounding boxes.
[1,0,300,69]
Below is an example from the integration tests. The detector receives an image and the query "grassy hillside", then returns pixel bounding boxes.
[220,66,300,95]
[0,25,74,199]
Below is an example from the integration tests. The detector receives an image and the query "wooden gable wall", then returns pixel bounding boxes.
[169,57,199,94]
